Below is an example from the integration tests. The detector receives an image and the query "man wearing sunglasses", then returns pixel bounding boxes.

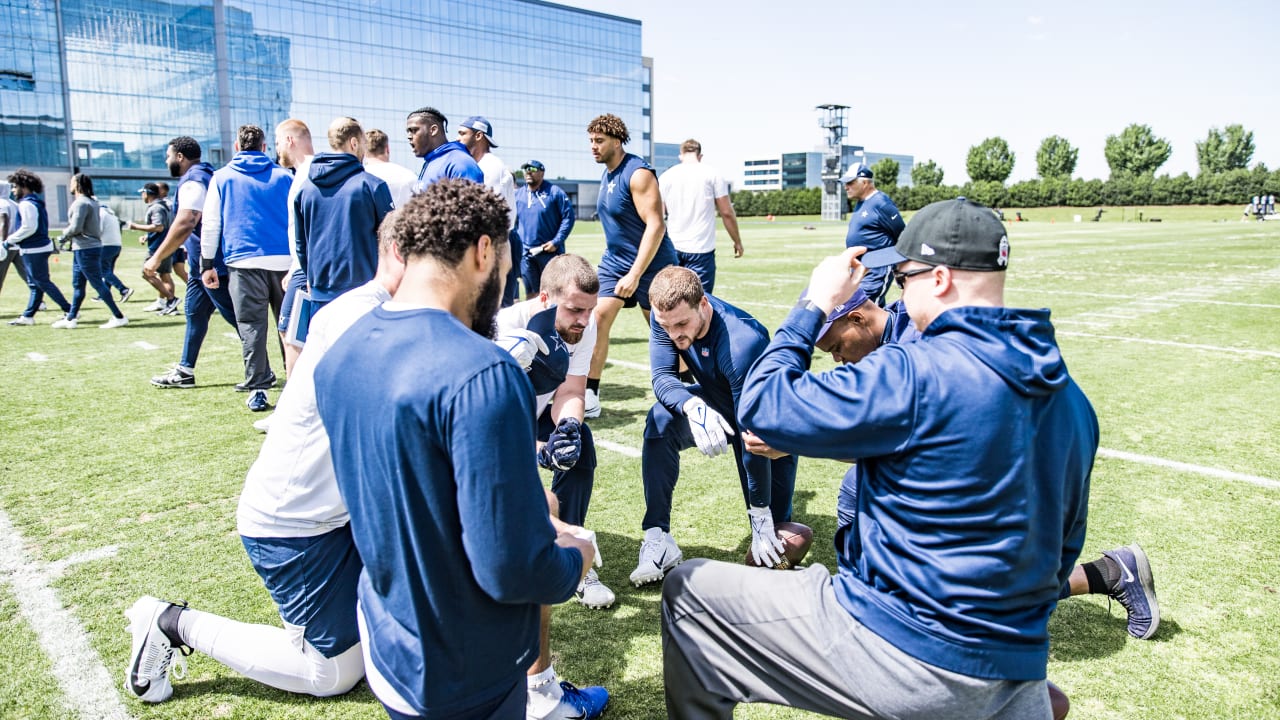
[840,162,904,307]
[663,198,1100,720]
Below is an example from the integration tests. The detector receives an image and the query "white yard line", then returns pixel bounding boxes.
[131,341,159,351]
[605,358,649,372]
[595,439,642,458]
[1058,331,1280,359]
[0,509,131,720]
[26,352,48,362]
[1096,448,1280,490]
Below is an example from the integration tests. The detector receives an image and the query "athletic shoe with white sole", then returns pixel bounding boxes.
[532,681,610,720]
[123,596,189,703]
[159,297,182,315]
[253,413,274,433]
[151,365,195,388]
[8,316,34,326]
[50,316,78,329]
[141,299,166,312]
[629,527,682,587]
[120,287,135,303]
[584,388,601,419]
[101,316,129,329]
[575,568,616,609]
[246,389,270,412]
[1103,543,1160,639]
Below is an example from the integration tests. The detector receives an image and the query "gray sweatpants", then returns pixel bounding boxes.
[661,559,1052,720]
[228,267,286,389]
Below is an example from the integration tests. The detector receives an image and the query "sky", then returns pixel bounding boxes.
[566,0,1277,185]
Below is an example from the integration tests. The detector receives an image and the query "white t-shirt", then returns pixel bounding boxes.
[286,155,314,272]
[177,181,207,213]
[477,152,517,231]
[659,160,729,254]
[236,279,391,538]
[97,205,122,247]
[364,158,418,210]
[496,299,596,415]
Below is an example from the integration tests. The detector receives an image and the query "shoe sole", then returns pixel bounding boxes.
[151,380,195,389]
[630,555,683,587]
[575,595,616,609]
[1128,544,1160,639]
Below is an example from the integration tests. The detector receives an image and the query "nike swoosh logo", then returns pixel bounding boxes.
[890,214,898,220]
[1121,562,1135,583]
[652,550,668,569]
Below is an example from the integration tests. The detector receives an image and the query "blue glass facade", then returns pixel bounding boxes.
[2,0,647,216]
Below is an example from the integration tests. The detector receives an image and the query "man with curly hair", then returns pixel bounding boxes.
[583,113,677,417]
[315,181,607,720]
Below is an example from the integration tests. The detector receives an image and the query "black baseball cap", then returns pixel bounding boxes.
[861,197,1010,272]
[523,160,545,171]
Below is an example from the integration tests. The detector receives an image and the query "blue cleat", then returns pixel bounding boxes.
[246,390,270,412]
[1102,543,1159,640]
[555,681,609,719]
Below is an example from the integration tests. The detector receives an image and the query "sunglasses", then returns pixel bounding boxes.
[892,266,935,288]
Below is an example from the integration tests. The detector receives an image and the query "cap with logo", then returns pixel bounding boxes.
[861,197,1010,272]
[838,163,873,183]
[523,160,545,172]
[797,287,870,341]
[459,116,497,147]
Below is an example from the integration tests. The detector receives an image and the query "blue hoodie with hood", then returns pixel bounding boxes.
[739,303,1097,682]
[295,152,393,302]
[204,150,292,266]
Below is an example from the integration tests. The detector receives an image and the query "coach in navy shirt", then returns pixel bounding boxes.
[841,162,904,305]
[315,181,594,719]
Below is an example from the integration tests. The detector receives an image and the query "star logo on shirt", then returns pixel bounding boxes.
[861,210,869,218]
[607,180,617,194]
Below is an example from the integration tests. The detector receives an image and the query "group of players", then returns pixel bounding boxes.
[39,108,1158,719]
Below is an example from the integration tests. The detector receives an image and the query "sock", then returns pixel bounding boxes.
[526,666,563,717]
[161,603,189,647]
[1081,556,1120,595]
[586,378,600,393]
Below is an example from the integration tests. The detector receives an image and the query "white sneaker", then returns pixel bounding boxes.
[123,596,188,703]
[141,299,166,312]
[253,413,274,433]
[7,316,34,326]
[101,316,129,329]
[575,568,616,609]
[629,527,683,587]
[584,388,601,418]
[50,316,78,329]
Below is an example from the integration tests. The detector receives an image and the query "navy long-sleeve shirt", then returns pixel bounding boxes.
[315,306,583,715]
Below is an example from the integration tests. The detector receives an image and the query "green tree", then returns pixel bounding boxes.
[1195,124,1255,175]
[1104,124,1172,178]
[911,159,944,187]
[1035,135,1078,179]
[870,158,900,188]
[966,137,1015,183]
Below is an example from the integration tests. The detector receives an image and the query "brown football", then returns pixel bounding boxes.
[744,522,814,569]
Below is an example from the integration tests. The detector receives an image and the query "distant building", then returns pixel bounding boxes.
[741,145,913,191]
[653,142,681,176]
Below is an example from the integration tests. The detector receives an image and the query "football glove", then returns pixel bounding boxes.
[682,397,735,458]
[496,329,550,371]
[538,417,581,471]
[748,506,785,568]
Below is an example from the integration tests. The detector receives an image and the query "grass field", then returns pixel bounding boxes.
[2,213,1279,720]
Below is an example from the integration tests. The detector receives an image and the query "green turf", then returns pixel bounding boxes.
[1,217,1279,719]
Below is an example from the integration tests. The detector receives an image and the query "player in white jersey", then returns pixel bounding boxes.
[658,138,742,293]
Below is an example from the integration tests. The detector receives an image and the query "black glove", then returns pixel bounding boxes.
[538,417,582,471]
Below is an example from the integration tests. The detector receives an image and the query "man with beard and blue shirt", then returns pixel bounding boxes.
[295,117,394,314]
[662,198,1099,719]
[584,113,678,418]
[315,181,605,720]
[145,136,238,389]
[405,106,483,190]
[630,265,798,588]
[513,160,575,301]
[841,162,904,306]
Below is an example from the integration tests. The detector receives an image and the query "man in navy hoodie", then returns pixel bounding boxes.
[295,117,394,312]
[201,124,294,411]
[662,198,1099,719]
[405,106,483,189]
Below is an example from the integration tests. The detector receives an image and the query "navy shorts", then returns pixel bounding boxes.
[676,250,716,294]
[278,268,307,333]
[597,261,668,311]
[240,525,363,658]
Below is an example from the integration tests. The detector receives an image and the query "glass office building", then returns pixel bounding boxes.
[1,0,648,218]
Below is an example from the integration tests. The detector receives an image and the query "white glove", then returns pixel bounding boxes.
[496,329,550,371]
[748,506,785,567]
[683,397,735,458]
[572,527,603,567]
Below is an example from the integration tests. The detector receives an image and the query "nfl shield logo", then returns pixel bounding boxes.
[701,348,710,357]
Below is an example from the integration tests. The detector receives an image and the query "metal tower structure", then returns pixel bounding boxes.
[817,103,849,221]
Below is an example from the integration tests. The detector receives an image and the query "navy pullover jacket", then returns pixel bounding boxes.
[740,303,1097,681]
[295,152,393,302]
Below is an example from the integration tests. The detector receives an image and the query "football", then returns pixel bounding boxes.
[1048,681,1070,720]
[744,521,814,569]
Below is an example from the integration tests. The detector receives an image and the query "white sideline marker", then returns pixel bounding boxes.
[26,352,48,362]
[1098,448,1280,490]
[131,341,159,351]
[0,510,131,720]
